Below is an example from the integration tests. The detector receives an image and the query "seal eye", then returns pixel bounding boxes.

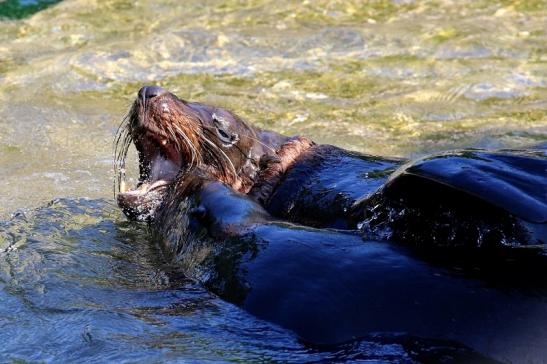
[218,129,230,139]
[217,129,239,148]
[212,112,239,148]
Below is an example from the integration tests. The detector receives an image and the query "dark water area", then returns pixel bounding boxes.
[0,0,61,19]
[0,199,495,363]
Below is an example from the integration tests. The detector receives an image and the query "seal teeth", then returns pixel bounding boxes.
[120,180,128,193]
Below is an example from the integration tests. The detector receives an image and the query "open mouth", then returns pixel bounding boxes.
[117,130,183,220]
[122,131,182,191]
[116,87,192,220]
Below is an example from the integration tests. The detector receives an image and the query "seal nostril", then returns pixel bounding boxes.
[138,85,166,100]
[146,86,165,99]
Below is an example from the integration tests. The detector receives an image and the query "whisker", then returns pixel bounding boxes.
[169,123,198,170]
[244,134,276,153]
[113,121,133,197]
[170,116,202,169]
[201,124,276,155]
[202,136,238,179]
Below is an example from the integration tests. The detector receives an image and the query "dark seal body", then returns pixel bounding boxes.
[152,172,547,363]
[251,141,547,247]
[115,86,546,248]
[115,87,547,363]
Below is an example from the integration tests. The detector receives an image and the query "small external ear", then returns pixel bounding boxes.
[212,112,239,147]
[189,205,207,220]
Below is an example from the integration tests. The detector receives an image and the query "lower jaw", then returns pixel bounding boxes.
[118,180,172,221]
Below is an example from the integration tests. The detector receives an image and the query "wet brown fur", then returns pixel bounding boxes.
[114,92,276,199]
[249,136,315,205]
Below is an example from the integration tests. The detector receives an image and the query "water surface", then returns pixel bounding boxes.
[0,0,545,217]
[1,198,496,363]
[0,0,546,362]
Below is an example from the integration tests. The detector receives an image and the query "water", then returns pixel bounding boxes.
[0,0,546,361]
[0,0,61,19]
[0,199,494,362]
[1,0,546,218]
[0,199,310,362]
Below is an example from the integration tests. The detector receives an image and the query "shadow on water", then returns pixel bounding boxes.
[0,0,62,19]
[0,198,495,363]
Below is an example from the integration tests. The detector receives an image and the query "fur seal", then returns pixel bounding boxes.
[115,87,547,362]
[144,167,547,362]
[250,139,547,247]
[116,86,546,247]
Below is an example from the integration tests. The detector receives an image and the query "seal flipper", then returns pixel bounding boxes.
[352,146,547,247]
[395,147,547,224]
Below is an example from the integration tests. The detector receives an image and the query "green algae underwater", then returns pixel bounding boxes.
[0,0,546,362]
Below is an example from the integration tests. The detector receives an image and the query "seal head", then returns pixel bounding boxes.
[115,86,283,220]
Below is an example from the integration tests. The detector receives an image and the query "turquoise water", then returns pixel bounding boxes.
[0,1,546,362]
[0,0,61,19]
